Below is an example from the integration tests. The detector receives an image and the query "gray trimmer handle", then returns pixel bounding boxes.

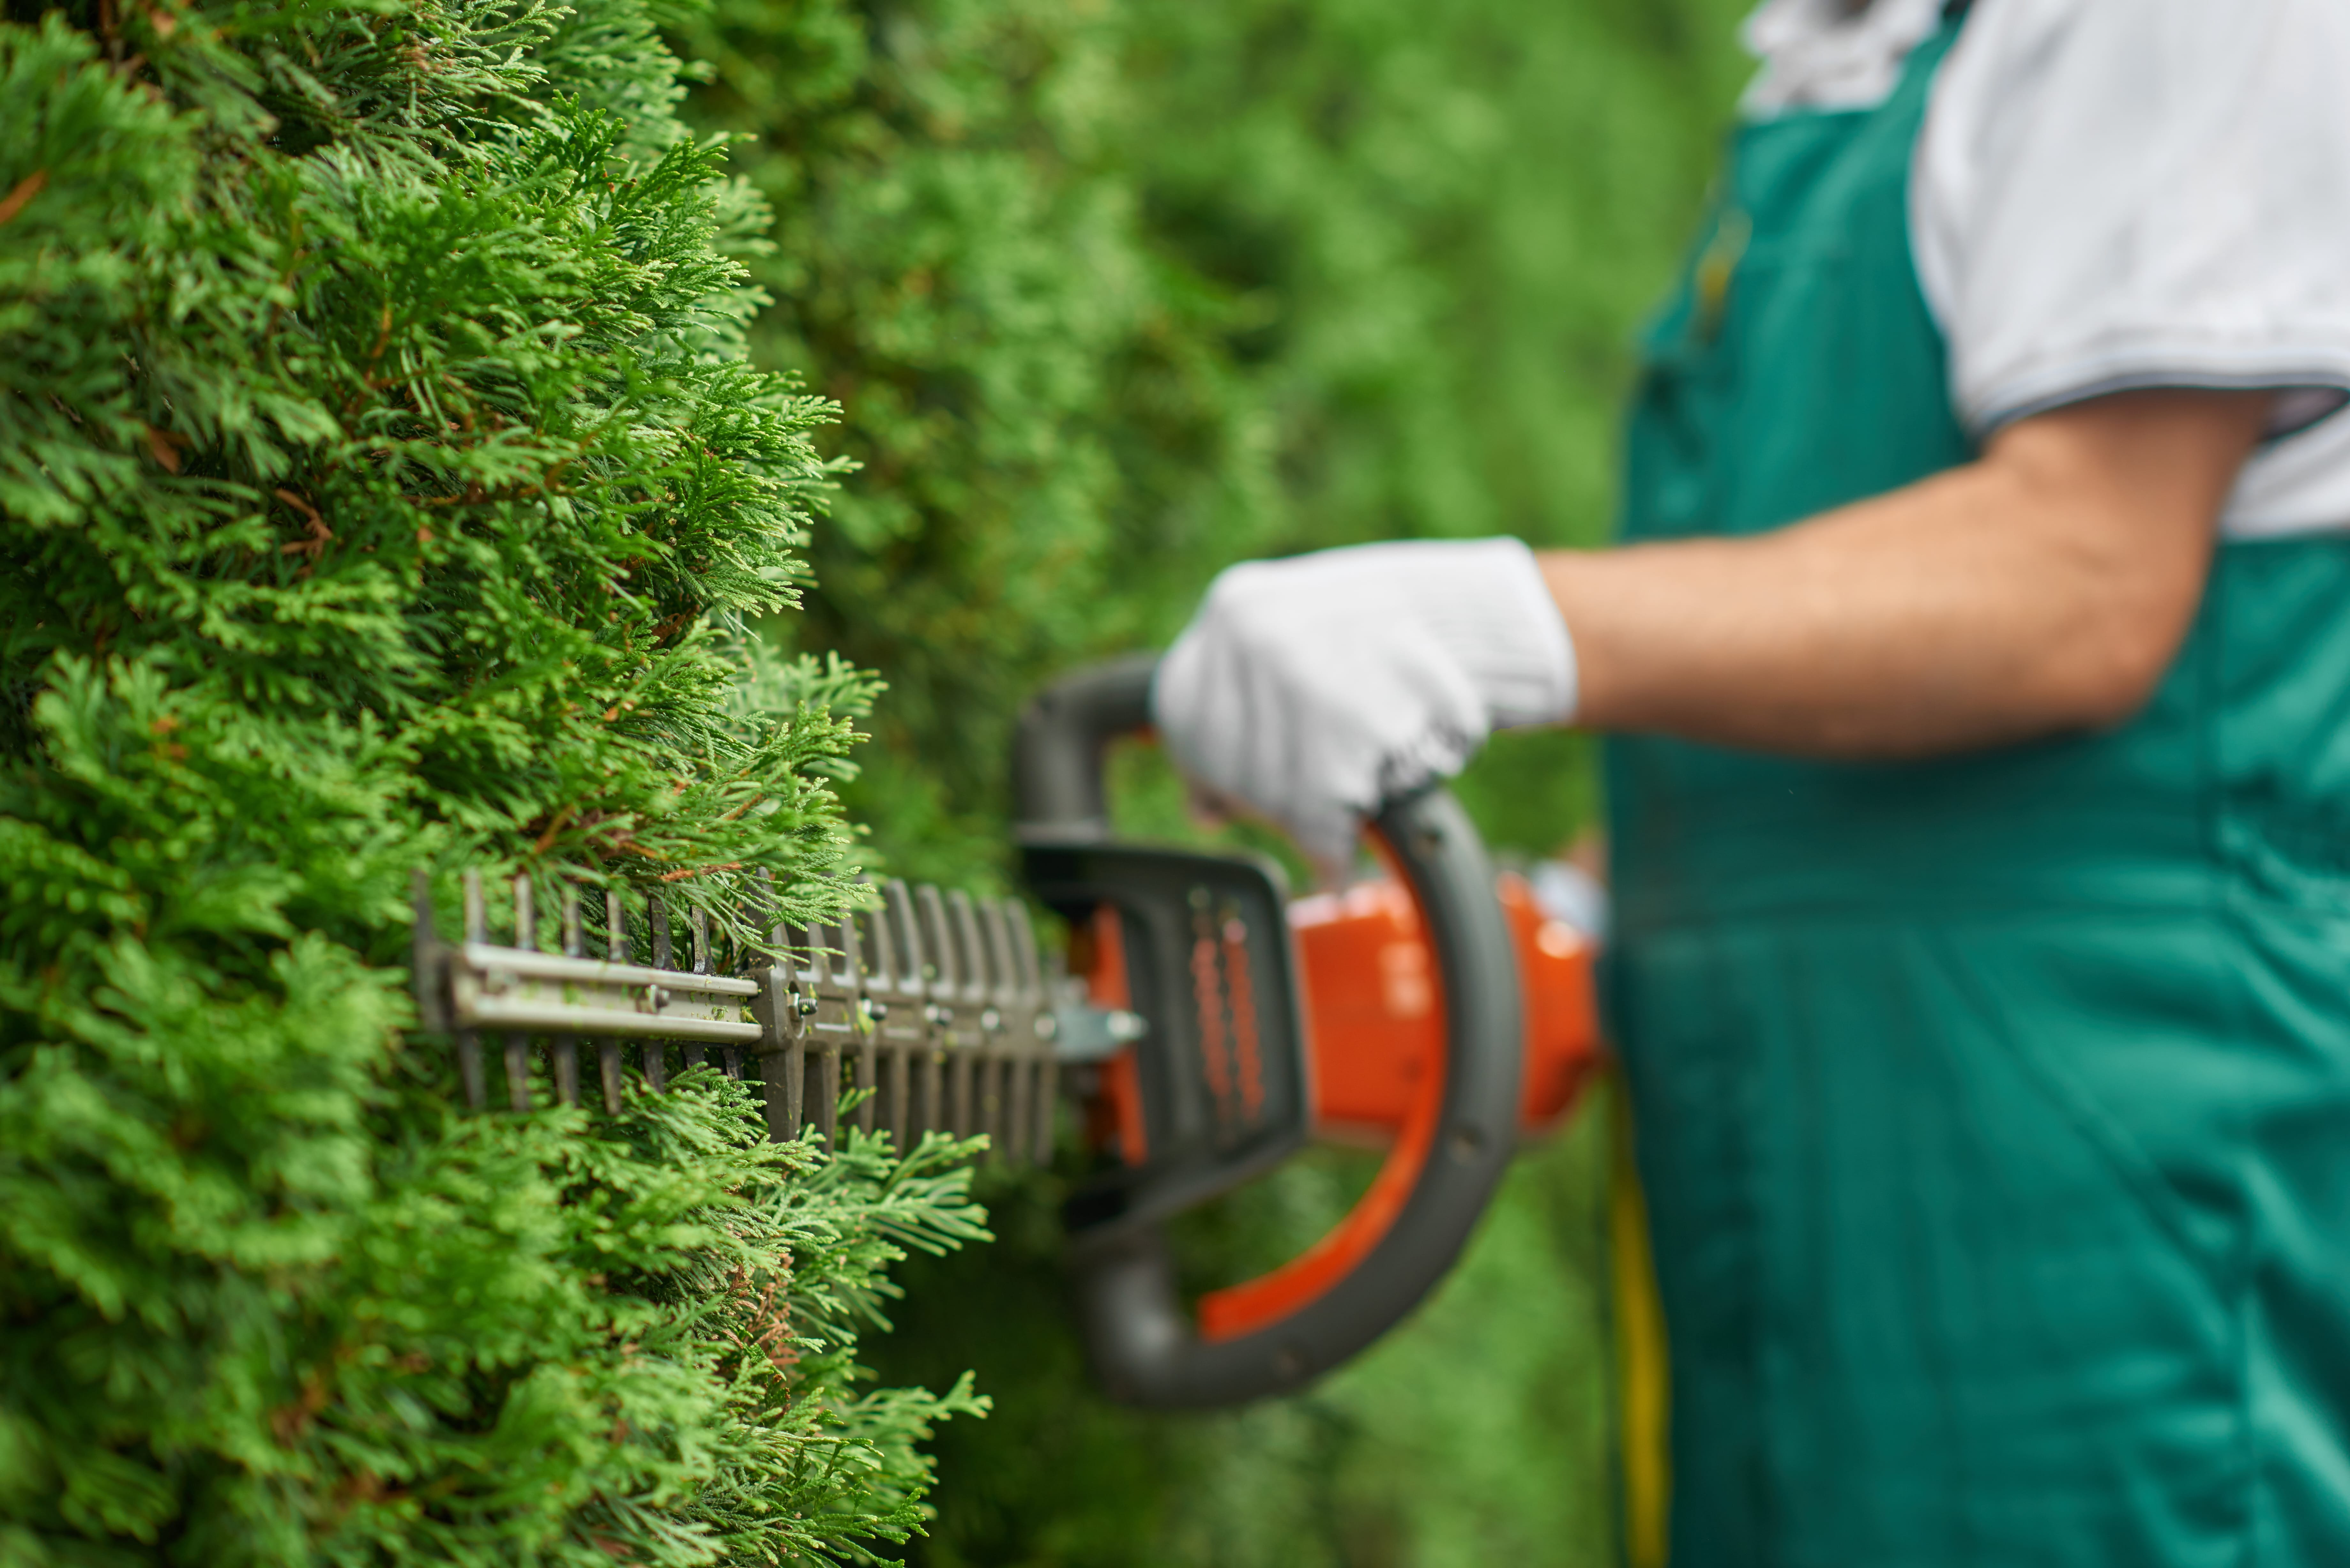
[1016,656,1523,1409]
[1013,650,1160,841]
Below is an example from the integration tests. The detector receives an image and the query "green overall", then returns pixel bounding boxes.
[1607,17,2350,1565]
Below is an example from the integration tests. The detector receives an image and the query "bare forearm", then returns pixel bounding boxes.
[1541,390,2270,757]
[1542,464,2185,755]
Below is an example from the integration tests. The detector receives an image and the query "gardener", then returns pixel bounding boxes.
[1152,0,2350,1560]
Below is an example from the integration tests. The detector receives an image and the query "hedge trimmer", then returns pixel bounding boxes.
[412,655,1600,1408]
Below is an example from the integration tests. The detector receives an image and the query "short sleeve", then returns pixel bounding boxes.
[1914,0,2350,442]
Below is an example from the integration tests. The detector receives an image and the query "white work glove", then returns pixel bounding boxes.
[1152,538,1579,877]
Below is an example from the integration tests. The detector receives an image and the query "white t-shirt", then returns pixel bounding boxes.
[1741,0,2350,540]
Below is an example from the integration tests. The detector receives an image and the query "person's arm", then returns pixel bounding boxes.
[1150,388,2273,868]
[1545,388,2273,756]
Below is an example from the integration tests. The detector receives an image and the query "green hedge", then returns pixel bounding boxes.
[670,0,1266,885]
[0,0,984,1558]
[2,0,1757,1553]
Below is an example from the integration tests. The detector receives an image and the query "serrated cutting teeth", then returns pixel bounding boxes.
[411,868,1083,1165]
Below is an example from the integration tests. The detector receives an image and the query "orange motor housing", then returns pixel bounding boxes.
[1290,871,1599,1142]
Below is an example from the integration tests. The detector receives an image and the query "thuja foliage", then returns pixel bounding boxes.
[669,0,1269,883]
[0,0,985,1559]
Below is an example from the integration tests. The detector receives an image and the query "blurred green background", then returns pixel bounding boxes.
[669,0,1754,1558]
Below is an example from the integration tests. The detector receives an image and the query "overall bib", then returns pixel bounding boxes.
[1607,18,2350,1565]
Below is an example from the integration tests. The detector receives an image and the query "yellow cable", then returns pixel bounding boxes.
[1610,1072,1671,1568]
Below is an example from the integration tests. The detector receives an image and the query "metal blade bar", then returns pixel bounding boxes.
[454,943,761,997]
[455,995,763,1043]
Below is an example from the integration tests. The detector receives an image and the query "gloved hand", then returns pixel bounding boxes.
[1151,538,1579,876]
